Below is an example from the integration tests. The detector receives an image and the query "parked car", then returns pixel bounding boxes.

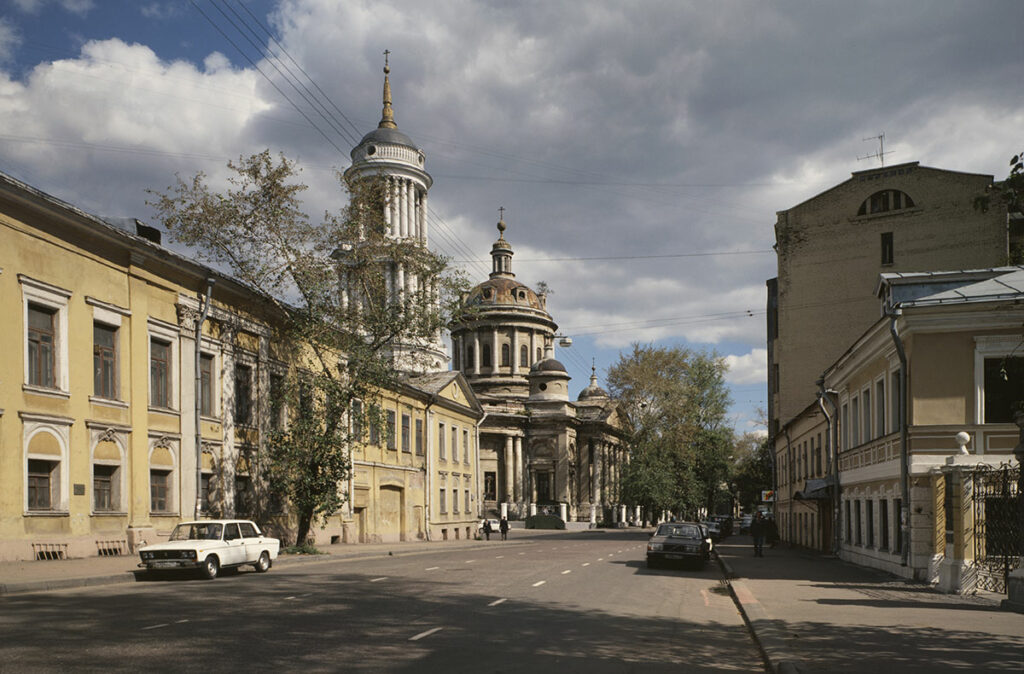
[710,514,733,537]
[739,515,753,534]
[646,522,711,569]
[702,520,722,542]
[477,518,501,536]
[138,520,280,580]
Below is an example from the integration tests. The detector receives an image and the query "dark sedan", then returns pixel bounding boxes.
[646,522,711,569]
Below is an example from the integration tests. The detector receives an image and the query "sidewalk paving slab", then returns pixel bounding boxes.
[716,536,1024,674]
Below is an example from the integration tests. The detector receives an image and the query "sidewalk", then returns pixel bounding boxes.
[715,536,1024,673]
[0,531,543,597]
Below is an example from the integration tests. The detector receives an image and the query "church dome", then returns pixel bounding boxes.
[578,370,609,400]
[356,126,419,151]
[466,277,543,309]
[531,358,567,373]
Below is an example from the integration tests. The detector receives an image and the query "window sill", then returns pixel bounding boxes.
[148,406,180,417]
[200,414,222,423]
[150,512,180,517]
[25,510,70,517]
[91,511,128,517]
[90,396,128,409]
[23,385,70,399]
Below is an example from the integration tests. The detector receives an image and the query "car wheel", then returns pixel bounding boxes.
[201,555,219,580]
[254,551,271,573]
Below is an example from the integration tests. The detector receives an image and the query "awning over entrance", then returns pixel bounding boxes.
[794,476,834,500]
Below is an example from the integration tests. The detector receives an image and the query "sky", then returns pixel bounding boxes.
[2,0,1022,435]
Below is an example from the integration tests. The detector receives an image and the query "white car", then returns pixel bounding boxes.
[478,518,501,536]
[138,520,280,580]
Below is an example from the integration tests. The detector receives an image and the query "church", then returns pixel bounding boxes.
[449,217,631,525]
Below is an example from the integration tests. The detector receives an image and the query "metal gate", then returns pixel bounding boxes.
[971,463,1021,594]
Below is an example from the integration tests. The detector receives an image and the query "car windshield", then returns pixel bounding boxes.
[657,525,699,538]
[169,523,223,541]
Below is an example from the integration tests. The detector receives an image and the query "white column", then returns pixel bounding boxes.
[491,328,499,373]
[620,504,627,526]
[473,334,480,374]
[589,504,597,525]
[383,178,392,239]
[635,505,641,525]
[504,436,514,502]
[420,192,429,243]
[407,182,416,239]
[593,442,603,505]
[500,502,508,519]
[510,329,517,372]
[559,502,568,522]
[529,503,537,517]
[529,331,536,366]
[513,436,523,502]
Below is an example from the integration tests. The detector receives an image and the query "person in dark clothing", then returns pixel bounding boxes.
[482,518,492,541]
[499,517,509,540]
[766,516,779,548]
[750,512,766,557]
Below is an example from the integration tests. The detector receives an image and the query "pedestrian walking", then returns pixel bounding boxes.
[751,512,766,557]
[499,517,509,540]
[482,518,492,541]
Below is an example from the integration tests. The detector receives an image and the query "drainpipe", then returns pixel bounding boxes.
[784,426,793,543]
[194,279,215,520]
[475,412,489,518]
[888,307,910,567]
[817,377,840,555]
[424,394,438,542]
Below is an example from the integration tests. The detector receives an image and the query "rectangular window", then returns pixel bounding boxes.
[199,354,214,416]
[841,403,849,451]
[862,389,872,441]
[881,232,894,265]
[880,499,890,551]
[369,405,380,446]
[463,430,470,464]
[28,304,56,388]
[386,410,397,450]
[200,472,212,512]
[855,500,862,545]
[28,459,54,510]
[351,399,364,440]
[984,357,1024,423]
[150,339,171,408]
[270,373,285,430]
[235,475,252,517]
[816,434,822,475]
[415,418,424,455]
[876,380,886,436]
[401,413,411,453]
[93,464,117,512]
[234,364,253,426]
[851,397,860,447]
[451,425,458,462]
[438,423,446,460]
[439,488,447,514]
[866,499,875,548]
[150,469,170,512]
[453,488,459,513]
[465,488,470,514]
[844,501,852,542]
[891,371,900,432]
[93,323,118,399]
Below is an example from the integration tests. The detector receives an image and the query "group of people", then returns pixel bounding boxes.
[480,517,509,541]
[749,511,779,557]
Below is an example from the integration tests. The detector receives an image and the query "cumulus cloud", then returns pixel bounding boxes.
[724,349,768,386]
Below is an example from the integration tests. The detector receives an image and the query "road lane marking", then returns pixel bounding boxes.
[425,566,440,571]
[465,559,476,563]
[409,627,443,641]
[561,570,571,575]
[488,598,507,607]
[370,577,388,582]
[582,562,590,567]
[597,558,604,561]
[495,555,504,559]
[701,589,711,607]
[532,580,546,587]
[518,552,525,555]
[174,620,189,624]
[141,624,169,631]
[285,596,297,600]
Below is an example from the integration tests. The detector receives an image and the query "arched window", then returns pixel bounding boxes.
[520,345,528,368]
[858,189,915,216]
[501,344,510,367]
[482,344,492,367]
[536,347,542,362]
[465,345,475,371]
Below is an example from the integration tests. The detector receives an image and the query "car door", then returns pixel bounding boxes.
[238,521,261,563]
[222,522,246,566]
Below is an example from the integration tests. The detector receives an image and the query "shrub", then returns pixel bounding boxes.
[525,514,565,530]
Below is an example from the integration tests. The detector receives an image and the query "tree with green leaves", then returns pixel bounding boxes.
[730,431,773,513]
[149,150,468,545]
[608,343,733,520]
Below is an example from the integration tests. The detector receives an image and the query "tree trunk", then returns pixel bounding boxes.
[295,508,314,547]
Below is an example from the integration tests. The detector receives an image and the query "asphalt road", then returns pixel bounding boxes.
[1,530,764,673]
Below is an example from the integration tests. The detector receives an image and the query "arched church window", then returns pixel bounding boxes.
[482,344,492,367]
[536,347,542,362]
[466,345,475,370]
[520,345,528,368]
[857,189,915,216]
[501,344,510,367]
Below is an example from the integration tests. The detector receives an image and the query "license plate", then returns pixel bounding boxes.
[665,554,683,560]
[152,561,182,568]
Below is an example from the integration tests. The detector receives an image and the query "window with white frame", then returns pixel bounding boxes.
[148,320,179,411]
[875,379,886,436]
[234,362,254,426]
[200,353,216,417]
[463,430,470,464]
[149,440,177,514]
[21,276,71,393]
[94,323,119,399]
[841,403,850,451]
[438,422,446,460]
[851,396,860,447]
[974,335,1024,423]
[862,388,872,441]
[23,419,70,514]
[91,433,125,513]
[451,424,458,462]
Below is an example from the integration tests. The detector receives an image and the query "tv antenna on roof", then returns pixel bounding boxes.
[858,132,893,167]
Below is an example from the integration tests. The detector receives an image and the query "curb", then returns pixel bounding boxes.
[715,552,803,674]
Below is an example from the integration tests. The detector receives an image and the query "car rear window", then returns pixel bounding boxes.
[658,525,699,538]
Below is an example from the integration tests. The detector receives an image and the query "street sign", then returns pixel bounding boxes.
[761,490,776,502]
